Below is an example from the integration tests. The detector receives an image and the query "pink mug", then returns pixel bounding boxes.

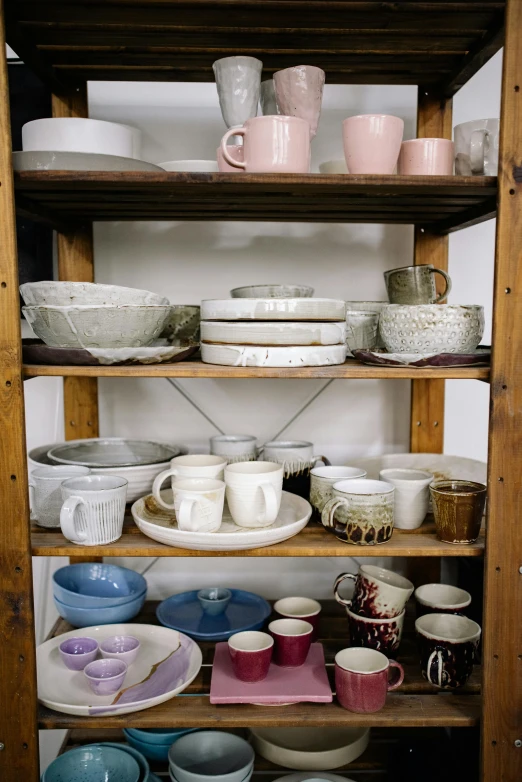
[220,115,310,173]
[217,144,244,173]
[343,114,404,174]
[398,138,454,175]
[335,647,404,713]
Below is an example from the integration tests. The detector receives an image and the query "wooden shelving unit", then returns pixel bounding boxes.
[0,1,521,780]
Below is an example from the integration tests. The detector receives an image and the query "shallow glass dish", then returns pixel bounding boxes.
[47,437,181,468]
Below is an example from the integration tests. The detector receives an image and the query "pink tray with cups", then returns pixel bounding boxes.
[210,642,332,705]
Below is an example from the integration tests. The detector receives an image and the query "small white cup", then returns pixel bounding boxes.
[210,434,258,464]
[173,477,225,533]
[29,465,91,528]
[225,461,283,528]
[152,454,227,510]
[379,468,433,530]
[60,474,128,546]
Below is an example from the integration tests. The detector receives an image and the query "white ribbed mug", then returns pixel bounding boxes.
[60,474,128,546]
[225,461,283,528]
[29,465,91,528]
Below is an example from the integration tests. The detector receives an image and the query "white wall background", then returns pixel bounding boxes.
[25,51,502,768]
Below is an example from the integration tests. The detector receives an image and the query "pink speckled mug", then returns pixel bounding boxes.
[335,647,404,713]
[217,144,244,172]
[220,115,311,173]
[398,138,454,175]
[343,114,404,174]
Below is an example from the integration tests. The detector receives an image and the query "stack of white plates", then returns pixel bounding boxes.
[200,299,347,367]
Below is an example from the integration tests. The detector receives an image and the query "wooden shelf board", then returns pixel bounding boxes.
[39,602,481,730]
[5,1,504,96]
[31,518,485,558]
[23,360,491,381]
[14,173,497,233]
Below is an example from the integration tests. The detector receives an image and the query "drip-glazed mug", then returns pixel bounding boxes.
[322,479,395,545]
[416,613,481,689]
[334,566,414,619]
[261,440,330,499]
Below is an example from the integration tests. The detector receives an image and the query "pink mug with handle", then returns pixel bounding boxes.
[335,647,404,713]
[220,115,310,173]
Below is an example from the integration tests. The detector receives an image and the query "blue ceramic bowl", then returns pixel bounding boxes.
[53,563,147,608]
[99,743,150,782]
[42,745,140,782]
[125,728,198,746]
[123,731,175,762]
[54,591,146,627]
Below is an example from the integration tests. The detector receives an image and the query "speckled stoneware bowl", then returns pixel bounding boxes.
[20,281,168,307]
[380,304,484,354]
[160,305,201,343]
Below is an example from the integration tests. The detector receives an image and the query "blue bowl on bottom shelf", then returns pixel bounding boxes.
[42,745,140,782]
[123,729,196,762]
[54,591,146,627]
[125,728,198,747]
[100,743,150,782]
[53,562,148,608]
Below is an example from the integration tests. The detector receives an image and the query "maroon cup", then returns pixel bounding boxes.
[414,584,471,618]
[268,618,313,667]
[228,631,274,682]
[335,647,404,713]
[346,605,405,657]
[273,597,322,641]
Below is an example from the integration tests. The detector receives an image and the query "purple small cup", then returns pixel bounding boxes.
[100,635,141,666]
[59,636,99,671]
[84,658,128,695]
[268,618,313,667]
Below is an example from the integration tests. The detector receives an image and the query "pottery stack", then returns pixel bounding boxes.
[200,286,347,368]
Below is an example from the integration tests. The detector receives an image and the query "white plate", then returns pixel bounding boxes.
[37,624,202,717]
[159,160,219,172]
[131,490,312,551]
[201,343,347,367]
[13,151,162,172]
[349,453,486,484]
[250,727,370,771]
[86,341,198,365]
[201,299,346,322]
[201,321,346,346]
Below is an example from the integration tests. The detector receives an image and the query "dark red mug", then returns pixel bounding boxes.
[335,647,404,713]
[268,618,313,667]
[228,630,274,682]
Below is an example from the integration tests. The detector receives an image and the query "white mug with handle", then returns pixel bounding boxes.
[172,478,225,533]
[454,118,499,176]
[152,454,227,511]
[60,474,128,546]
[225,461,283,528]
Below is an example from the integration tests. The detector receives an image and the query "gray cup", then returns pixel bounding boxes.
[29,465,91,527]
[384,264,452,305]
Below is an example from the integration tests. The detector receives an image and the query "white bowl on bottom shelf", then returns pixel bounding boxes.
[250,727,370,770]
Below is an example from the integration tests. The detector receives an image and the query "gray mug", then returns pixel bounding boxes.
[384,264,452,305]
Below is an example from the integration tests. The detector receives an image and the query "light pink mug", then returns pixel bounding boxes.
[398,138,454,175]
[343,114,404,174]
[220,115,310,173]
[217,144,244,173]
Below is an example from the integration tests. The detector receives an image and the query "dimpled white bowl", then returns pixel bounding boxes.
[380,304,484,354]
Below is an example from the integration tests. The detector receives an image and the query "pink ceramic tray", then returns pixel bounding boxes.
[210,642,332,705]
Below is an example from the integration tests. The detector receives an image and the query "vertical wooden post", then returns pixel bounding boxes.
[0,3,39,778]
[52,86,99,442]
[410,89,453,454]
[482,0,522,777]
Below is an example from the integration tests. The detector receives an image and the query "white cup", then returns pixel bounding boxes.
[172,478,225,533]
[29,466,91,528]
[152,455,227,510]
[225,461,283,528]
[379,468,433,530]
[60,474,128,546]
[210,434,258,464]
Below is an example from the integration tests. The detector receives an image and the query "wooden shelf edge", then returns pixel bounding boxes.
[22,362,491,381]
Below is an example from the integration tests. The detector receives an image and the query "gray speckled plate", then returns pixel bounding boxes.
[22,338,198,366]
[352,347,490,368]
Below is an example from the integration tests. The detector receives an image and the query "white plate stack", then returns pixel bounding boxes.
[200,299,347,367]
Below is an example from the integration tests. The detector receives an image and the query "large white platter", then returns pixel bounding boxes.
[201,343,347,368]
[132,490,312,551]
[201,298,346,322]
[37,624,202,717]
[200,320,346,346]
[13,151,163,172]
[348,453,487,484]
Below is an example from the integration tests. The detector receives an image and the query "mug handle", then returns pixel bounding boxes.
[321,496,348,530]
[28,479,37,522]
[387,659,405,690]
[312,454,331,467]
[152,468,178,510]
[60,496,88,543]
[426,648,445,687]
[258,481,279,524]
[431,268,452,303]
[470,129,487,174]
[221,128,246,169]
[177,497,216,532]
[333,572,357,607]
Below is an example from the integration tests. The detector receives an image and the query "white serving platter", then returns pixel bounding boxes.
[349,453,487,484]
[37,624,202,717]
[200,321,346,346]
[13,151,163,172]
[201,343,347,367]
[200,298,346,322]
[131,490,312,551]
